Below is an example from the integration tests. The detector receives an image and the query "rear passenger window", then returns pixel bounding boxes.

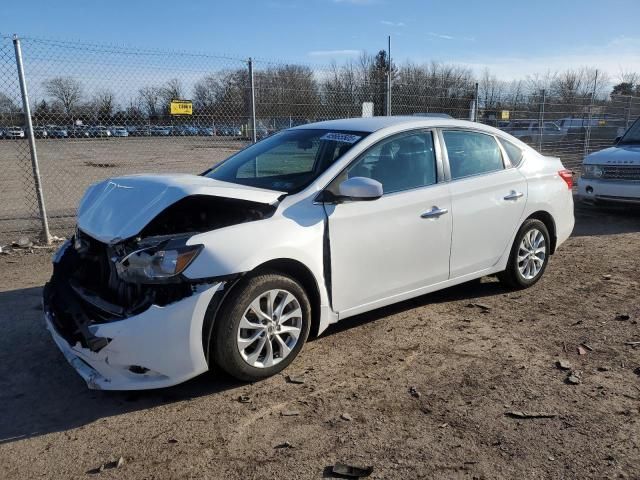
[442,130,505,180]
[497,137,524,166]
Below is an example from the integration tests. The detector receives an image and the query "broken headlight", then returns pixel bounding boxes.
[116,242,202,283]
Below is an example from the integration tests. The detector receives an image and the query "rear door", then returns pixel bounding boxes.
[440,129,527,278]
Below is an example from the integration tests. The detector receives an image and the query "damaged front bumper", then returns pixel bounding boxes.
[44,241,224,390]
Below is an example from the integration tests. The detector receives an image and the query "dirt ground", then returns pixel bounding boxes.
[0,202,639,479]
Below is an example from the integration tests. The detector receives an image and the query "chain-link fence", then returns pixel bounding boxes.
[2,34,640,244]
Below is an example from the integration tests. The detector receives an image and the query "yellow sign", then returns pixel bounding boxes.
[170,100,192,115]
[500,110,510,120]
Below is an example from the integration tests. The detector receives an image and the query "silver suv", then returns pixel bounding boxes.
[577,117,640,205]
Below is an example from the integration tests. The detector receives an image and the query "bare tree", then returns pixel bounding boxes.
[617,69,640,86]
[43,76,83,115]
[92,89,116,123]
[193,75,220,111]
[138,86,161,118]
[192,69,249,120]
[159,78,184,113]
[478,68,507,110]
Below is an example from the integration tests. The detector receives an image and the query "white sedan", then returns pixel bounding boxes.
[44,117,575,389]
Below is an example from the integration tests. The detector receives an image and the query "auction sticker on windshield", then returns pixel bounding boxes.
[320,132,361,143]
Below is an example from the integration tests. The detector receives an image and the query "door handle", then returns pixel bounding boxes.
[421,206,449,219]
[504,190,524,201]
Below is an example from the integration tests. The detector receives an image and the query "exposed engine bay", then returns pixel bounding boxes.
[44,195,276,351]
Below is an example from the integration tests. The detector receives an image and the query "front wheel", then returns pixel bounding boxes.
[211,272,311,381]
[498,219,550,289]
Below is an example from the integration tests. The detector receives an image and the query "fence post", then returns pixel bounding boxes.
[473,82,479,122]
[248,57,257,144]
[13,35,51,245]
[538,89,546,152]
[386,35,391,116]
[583,70,598,158]
[583,93,594,158]
[625,95,633,130]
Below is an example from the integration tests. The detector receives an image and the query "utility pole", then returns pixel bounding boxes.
[386,35,391,116]
[584,69,598,158]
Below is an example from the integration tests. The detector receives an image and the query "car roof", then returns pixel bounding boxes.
[293,116,502,135]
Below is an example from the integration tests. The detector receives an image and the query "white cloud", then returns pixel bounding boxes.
[380,20,405,27]
[427,32,476,42]
[428,32,454,40]
[308,49,362,57]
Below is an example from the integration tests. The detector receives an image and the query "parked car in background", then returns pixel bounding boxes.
[110,126,129,137]
[199,126,216,136]
[24,126,46,138]
[88,126,112,138]
[127,125,151,136]
[577,116,640,205]
[68,125,91,138]
[149,125,172,136]
[4,126,25,139]
[412,113,453,118]
[503,120,565,144]
[174,125,199,136]
[26,126,49,138]
[44,116,574,390]
[255,122,272,139]
[217,124,243,136]
[46,125,69,138]
[557,117,626,142]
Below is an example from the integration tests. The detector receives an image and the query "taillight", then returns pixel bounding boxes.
[558,169,573,189]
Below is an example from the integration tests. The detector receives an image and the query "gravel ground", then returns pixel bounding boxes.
[0,202,639,479]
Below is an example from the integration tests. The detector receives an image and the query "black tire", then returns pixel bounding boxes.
[498,218,550,289]
[211,271,311,381]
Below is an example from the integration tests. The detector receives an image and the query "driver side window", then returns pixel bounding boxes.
[331,130,437,195]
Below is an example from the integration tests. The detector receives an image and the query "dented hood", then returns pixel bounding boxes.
[77,174,284,244]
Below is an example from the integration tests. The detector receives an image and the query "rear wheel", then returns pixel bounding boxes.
[211,272,311,381]
[498,219,550,289]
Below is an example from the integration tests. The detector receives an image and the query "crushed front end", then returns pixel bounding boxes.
[43,231,223,390]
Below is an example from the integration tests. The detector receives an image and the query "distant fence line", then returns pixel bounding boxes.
[1,34,639,244]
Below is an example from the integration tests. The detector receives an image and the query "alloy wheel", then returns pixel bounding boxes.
[236,289,303,368]
[517,228,546,280]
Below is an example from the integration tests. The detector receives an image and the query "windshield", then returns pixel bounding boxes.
[619,118,640,145]
[205,128,368,193]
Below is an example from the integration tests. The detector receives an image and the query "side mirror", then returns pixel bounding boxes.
[614,136,621,145]
[338,177,383,201]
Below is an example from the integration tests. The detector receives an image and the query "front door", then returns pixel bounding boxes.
[323,130,452,314]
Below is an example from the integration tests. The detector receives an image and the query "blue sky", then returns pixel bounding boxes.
[4,0,640,80]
